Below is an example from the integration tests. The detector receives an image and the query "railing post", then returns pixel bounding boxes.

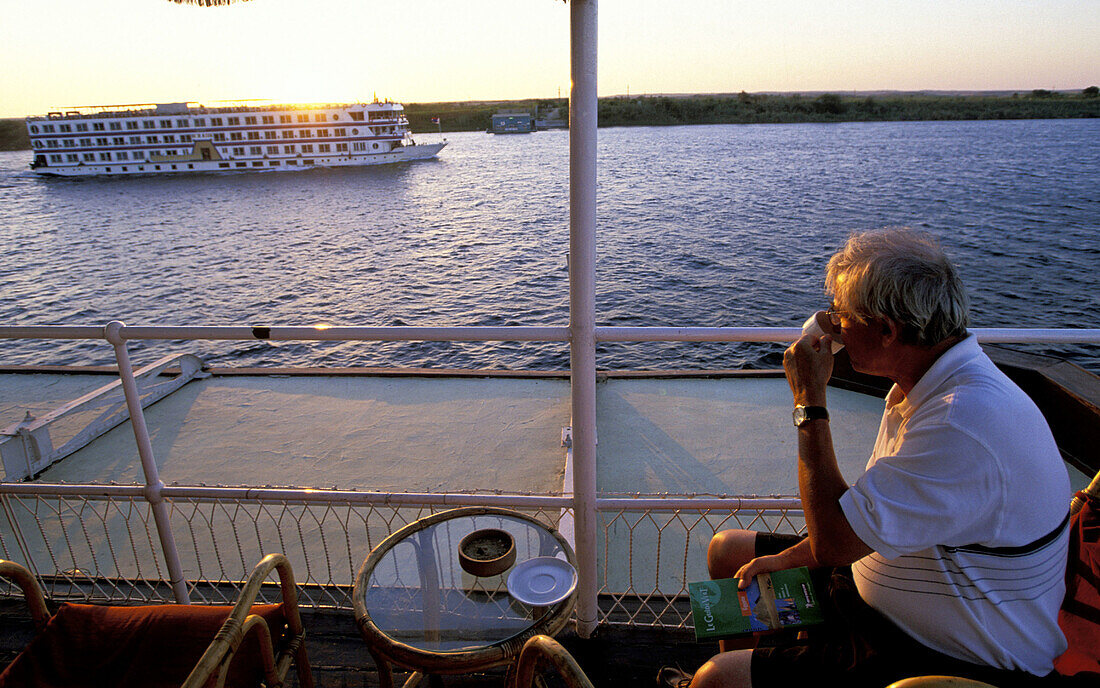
[569,0,599,639]
[104,321,190,604]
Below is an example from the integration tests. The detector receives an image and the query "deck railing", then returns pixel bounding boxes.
[0,323,1097,629]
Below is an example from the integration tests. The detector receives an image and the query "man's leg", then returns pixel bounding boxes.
[691,650,753,688]
[707,529,759,653]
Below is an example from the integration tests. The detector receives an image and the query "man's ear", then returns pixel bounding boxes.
[881,318,902,347]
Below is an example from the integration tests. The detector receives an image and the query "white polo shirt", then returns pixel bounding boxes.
[839,335,1071,675]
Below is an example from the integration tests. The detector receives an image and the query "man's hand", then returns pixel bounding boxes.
[735,554,787,589]
[784,313,836,407]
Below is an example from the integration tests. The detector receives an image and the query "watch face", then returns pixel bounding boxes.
[793,407,806,426]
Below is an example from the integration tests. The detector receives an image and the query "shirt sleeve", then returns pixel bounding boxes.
[839,422,1003,559]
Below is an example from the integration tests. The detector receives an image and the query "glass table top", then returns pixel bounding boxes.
[359,511,574,653]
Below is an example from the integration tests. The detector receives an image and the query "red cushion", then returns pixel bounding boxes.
[0,602,286,688]
[1054,492,1100,679]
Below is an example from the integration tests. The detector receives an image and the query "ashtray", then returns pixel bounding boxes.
[458,528,516,577]
[506,557,577,606]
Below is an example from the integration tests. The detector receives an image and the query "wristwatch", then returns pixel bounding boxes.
[792,405,829,427]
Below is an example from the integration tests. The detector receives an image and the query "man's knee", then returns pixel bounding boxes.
[692,650,753,688]
[707,529,757,580]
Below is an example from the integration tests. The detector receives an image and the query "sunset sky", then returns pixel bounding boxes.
[2,0,1097,117]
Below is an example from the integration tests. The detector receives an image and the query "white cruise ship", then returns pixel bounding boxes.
[24,100,446,176]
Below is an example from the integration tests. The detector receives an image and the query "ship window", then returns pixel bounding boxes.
[283,145,295,154]
[29,125,39,134]
[336,143,348,152]
[79,138,91,146]
[232,147,244,155]
[230,133,243,141]
[194,118,205,126]
[178,120,189,128]
[112,137,124,145]
[64,140,75,148]
[296,114,308,122]
[93,123,105,131]
[280,115,291,123]
[252,161,263,167]
[160,120,172,128]
[47,141,59,148]
[133,151,144,159]
[129,137,141,144]
[105,167,111,172]
[317,129,329,137]
[235,162,246,167]
[333,114,339,120]
[67,154,78,162]
[171,165,177,170]
[147,136,159,143]
[249,146,261,155]
[117,152,128,160]
[76,123,88,131]
[32,141,42,148]
[262,116,274,124]
[319,144,331,152]
[300,129,312,138]
[372,143,378,149]
[126,121,138,130]
[301,144,314,153]
[228,117,239,125]
[82,153,95,161]
[155,165,161,170]
[303,159,314,165]
[99,152,111,161]
[281,131,293,139]
[349,112,364,121]
[181,134,192,142]
[247,132,260,140]
[50,154,62,162]
[314,114,325,121]
[60,124,72,132]
[266,146,278,154]
[164,135,176,143]
[219,162,230,168]
[245,116,257,125]
[269,161,280,166]
[109,122,121,130]
[353,142,365,151]
[138,166,144,170]
[211,117,223,126]
[95,137,107,145]
[214,133,226,142]
[188,164,193,169]
[263,131,276,139]
[121,167,127,171]
[143,120,155,129]
[335,128,346,136]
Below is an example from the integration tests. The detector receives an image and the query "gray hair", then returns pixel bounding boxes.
[825,228,970,346]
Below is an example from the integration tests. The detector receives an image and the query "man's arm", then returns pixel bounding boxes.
[785,332,873,566]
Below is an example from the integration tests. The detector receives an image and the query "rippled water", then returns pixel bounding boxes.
[1,119,1097,372]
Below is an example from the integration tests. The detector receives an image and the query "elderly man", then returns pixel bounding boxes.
[666,229,1071,688]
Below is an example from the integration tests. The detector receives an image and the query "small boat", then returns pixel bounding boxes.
[24,100,446,176]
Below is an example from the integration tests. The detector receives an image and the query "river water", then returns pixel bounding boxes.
[0,118,1097,372]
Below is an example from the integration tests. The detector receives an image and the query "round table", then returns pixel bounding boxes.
[353,507,577,688]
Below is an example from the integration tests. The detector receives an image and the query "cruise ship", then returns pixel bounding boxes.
[24,100,446,176]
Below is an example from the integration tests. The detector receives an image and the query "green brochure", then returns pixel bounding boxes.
[688,567,824,640]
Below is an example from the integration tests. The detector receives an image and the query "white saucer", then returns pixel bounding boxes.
[506,556,577,606]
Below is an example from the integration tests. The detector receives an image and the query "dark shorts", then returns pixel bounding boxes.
[749,533,1051,688]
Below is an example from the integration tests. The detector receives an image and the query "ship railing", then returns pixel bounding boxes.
[0,323,1097,630]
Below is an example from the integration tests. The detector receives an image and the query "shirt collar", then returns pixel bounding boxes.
[884,334,979,418]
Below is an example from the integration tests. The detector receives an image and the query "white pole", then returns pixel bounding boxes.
[105,321,190,604]
[569,0,599,639]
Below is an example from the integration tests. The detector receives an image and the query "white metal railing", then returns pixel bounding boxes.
[0,322,1097,628]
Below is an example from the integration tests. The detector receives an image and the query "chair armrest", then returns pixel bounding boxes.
[0,560,49,632]
[511,635,594,688]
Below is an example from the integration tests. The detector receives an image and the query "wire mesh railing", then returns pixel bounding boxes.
[0,482,801,628]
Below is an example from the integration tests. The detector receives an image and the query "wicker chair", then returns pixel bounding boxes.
[511,635,594,688]
[0,553,313,688]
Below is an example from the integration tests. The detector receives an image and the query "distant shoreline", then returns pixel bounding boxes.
[4,90,1097,152]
